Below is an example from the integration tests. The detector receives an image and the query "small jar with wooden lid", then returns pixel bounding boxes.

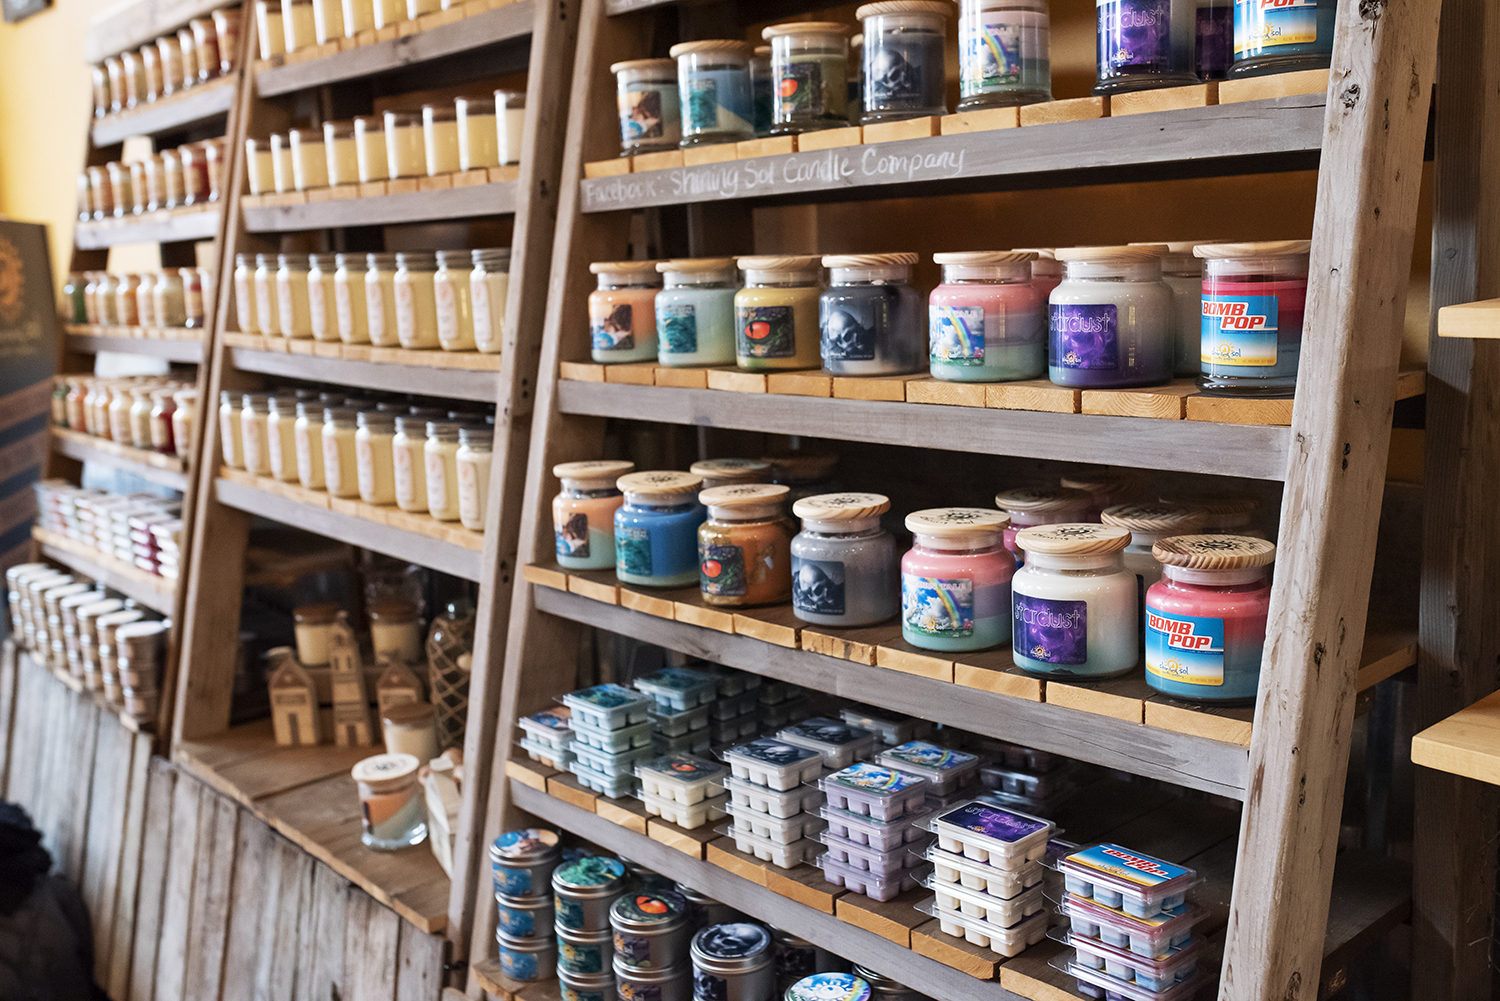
[1100,502,1207,627]
[614,471,707,588]
[735,256,824,371]
[1159,494,1264,538]
[670,40,755,146]
[589,261,662,364]
[993,486,1092,563]
[1145,535,1275,703]
[369,599,424,666]
[901,508,1015,652]
[610,58,682,155]
[763,22,852,133]
[929,251,1045,382]
[553,460,635,570]
[820,253,924,376]
[690,459,773,491]
[858,1,953,123]
[352,753,427,850]
[697,484,795,607]
[1049,245,1173,389]
[656,258,738,367]
[791,492,899,627]
[289,128,330,192]
[1011,523,1137,678]
[171,389,197,459]
[1060,467,1140,518]
[293,602,339,666]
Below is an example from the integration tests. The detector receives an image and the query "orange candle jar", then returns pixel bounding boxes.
[697,483,795,607]
[552,459,636,570]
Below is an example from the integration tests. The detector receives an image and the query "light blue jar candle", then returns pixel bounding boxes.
[656,258,738,367]
[671,40,755,147]
[590,260,662,364]
[553,459,635,570]
[929,251,1046,382]
[615,471,708,588]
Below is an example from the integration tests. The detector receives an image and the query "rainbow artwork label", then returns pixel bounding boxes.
[1201,293,1278,367]
[930,304,985,365]
[1235,0,1320,53]
[902,574,974,638]
[1013,593,1086,664]
[961,15,1024,93]
[1146,608,1225,687]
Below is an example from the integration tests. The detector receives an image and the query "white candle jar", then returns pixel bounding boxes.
[276,254,313,339]
[422,103,462,176]
[495,90,526,164]
[1011,523,1138,679]
[354,116,390,182]
[240,393,274,476]
[323,120,360,186]
[365,252,401,347]
[456,426,493,531]
[434,251,475,351]
[394,251,441,349]
[384,111,426,179]
[455,97,500,171]
[307,253,341,341]
[294,399,326,489]
[1048,245,1173,388]
[356,410,398,506]
[335,253,371,344]
[266,394,302,482]
[289,128,330,191]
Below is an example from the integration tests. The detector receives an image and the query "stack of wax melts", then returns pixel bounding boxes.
[878,740,982,809]
[1054,844,1208,999]
[976,740,1078,817]
[756,677,810,732]
[635,665,718,755]
[554,855,630,998]
[491,829,562,982]
[916,800,1054,956]
[563,684,655,798]
[517,706,574,771]
[723,738,827,868]
[839,705,933,752]
[816,762,931,900]
[635,752,731,829]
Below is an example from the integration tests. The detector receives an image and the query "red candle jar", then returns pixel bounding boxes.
[1195,240,1310,398]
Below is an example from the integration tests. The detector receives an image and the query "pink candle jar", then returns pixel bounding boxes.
[553,459,635,571]
[1145,534,1275,703]
[1018,250,1061,301]
[1195,240,1310,398]
[928,251,1045,382]
[900,508,1015,652]
[993,487,1092,563]
[1059,468,1141,520]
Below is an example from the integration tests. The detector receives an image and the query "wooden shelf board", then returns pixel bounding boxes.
[215,473,484,581]
[240,180,517,232]
[22,649,150,735]
[32,526,176,615]
[1412,688,1500,786]
[226,337,501,402]
[51,426,189,491]
[1437,298,1500,339]
[256,0,535,96]
[175,720,450,933]
[91,75,235,146]
[75,206,220,249]
[63,327,205,363]
[85,0,226,62]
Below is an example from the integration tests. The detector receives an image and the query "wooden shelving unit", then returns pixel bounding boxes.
[92,75,239,147]
[1435,298,1500,338]
[1413,692,1500,787]
[32,526,177,616]
[64,324,207,363]
[240,178,520,231]
[74,204,223,250]
[223,332,505,401]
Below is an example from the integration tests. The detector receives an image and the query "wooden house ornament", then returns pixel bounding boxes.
[268,646,321,746]
[375,656,425,713]
[328,611,374,746]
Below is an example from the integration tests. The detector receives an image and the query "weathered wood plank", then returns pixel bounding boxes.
[109,732,154,1000]
[152,775,206,1001]
[344,889,401,1001]
[221,815,277,1001]
[397,922,448,1001]
[260,831,314,1001]
[128,757,177,1001]
[308,862,351,1001]
[181,792,240,1000]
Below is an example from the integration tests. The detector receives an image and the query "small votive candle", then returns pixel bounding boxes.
[901,508,1015,652]
[1011,523,1137,678]
[615,471,707,588]
[553,460,635,570]
[791,492,899,627]
[697,484,795,607]
[352,753,427,850]
[929,251,1046,382]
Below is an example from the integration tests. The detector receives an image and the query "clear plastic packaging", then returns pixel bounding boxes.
[877,741,981,797]
[727,802,825,845]
[710,713,760,745]
[1057,928,1204,992]
[1058,844,1198,919]
[916,900,1048,956]
[711,691,757,720]
[819,763,927,821]
[637,753,728,805]
[755,679,800,705]
[634,666,719,710]
[925,845,1044,900]
[819,804,931,852]
[564,684,653,730]
[838,707,932,747]
[1058,895,1205,958]
[650,702,711,737]
[818,856,920,901]
[571,717,652,753]
[642,789,729,829]
[518,736,572,770]
[761,698,810,731]
[723,739,823,791]
[776,718,876,770]
[977,739,1064,772]
[1063,959,1204,1001]
[925,874,1045,927]
[927,801,1053,867]
[568,759,639,799]
[728,826,815,868]
[978,763,1073,800]
[818,830,927,879]
[726,775,822,819]
[571,742,653,778]
[518,707,572,751]
[655,731,712,756]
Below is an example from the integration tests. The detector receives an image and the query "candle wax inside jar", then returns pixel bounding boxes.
[735,285,821,370]
[1048,282,1172,387]
[820,282,924,375]
[1145,574,1270,702]
[900,544,1015,651]
[359,781,426,849]
[657,286,735,366]
[1199,276,1305,388]
[959,5,1051,106]
[615,503,706,588]
[791,529,899,627]
[929,280,1046,382]
[698,517,794,607]
[499,107,525,164]
[1161,272,1202,377]
[1011,563,1138,677]
[863,27,946,120]
[554,490,625,570]
[424,119,461,175]
[590,287,658,363]
[460,113,499,170]
[681,68,754,139]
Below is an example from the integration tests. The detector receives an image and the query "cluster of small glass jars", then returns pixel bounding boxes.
[254,0,493,57]
[91,9,239,117]
[76,140,228,221]
[52,375,196,459]
[230,247,510,353]
[244,92,525,194]
[220,386,495,532]
[63,269,213,330]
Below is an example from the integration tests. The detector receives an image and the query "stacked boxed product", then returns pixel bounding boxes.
[878,740,982,810]
[635,665,717,755]
[148,517,184,579]
[723,737,825,868]
[552,856,629,996]
[816,762,930,900]
[1055,845,1208,999]
[516,706,574,771]
[562,684,655,798]
[635,752,730,829]
[915,801,1054,955]
[707,668,764,749]
[489,829,562,982]
[977,740,1079,817]
[757,677,808,731]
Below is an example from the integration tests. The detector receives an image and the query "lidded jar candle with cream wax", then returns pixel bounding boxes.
[993,486,1092,562]
[364,252,401,347]
[240,393,273,475]
[957,0,1053,109]
[355,410,398,506]
[819,253,924,376]
[791,492,899,627]
[735,256,823,371]
[322,406,361,498]
[352,753,427,850]
[1100,502,1206,624]
[690,458,772,490]
[589,261,662,364]
[422,103,461,176]
[276,254,313,338]
[901,508,1015,652]
[1146,533,1274,704]
[553,460,636,570]
[383,111,426,179]
[1094,0,1198,93]
[929,251,1045,382]
[354,116,389,182]
[614,471,708,588]
[334,253,370,343]
[611,59,682,155]
[392,410,444,513]
[434,251,475,351]
[1011,523,1137,678]
[341,0,374,36]
[254,254,282,336]
[763,21,852,134]
[322,121,359,186]
[859,1,952,123]
[289,127,329,191]
[265,394,302,483]
[494,90,526,165]
[1194,240,1310,397]
[1048,245,1173,388]
[245,138,275,196]
[655,258,738,367]
[219,390,245,468]
[697,484,795,607]
[424,421,465,521]
[394,252,441,350]
[456,426,493,531]
[1159,494,1263,538]
[282,0,316,52]
[455,97,500,171]
[293,601,339,666]
[293,399,326,489]
[671,40,755,146]
[307,254,340,341]
[471,248,511,354]
[256,0,286,57]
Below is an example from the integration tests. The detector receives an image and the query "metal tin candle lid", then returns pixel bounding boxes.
[618,470,703,496]
[1014,523,1131,555]
[554,855,627,890]
[690,458,773,481]
[491,827,560,862]
[932,251,1037,266]
[350,752,420,791]
[609,58,676,74]
[1054,245,1168,263]
[693,922,772,960]
[1100,503,1206,534]
[856,1,954,19]
[555,459,635,481]
[1193,240,1312,259]
[821,252,919,268]
[700,483,789,510]
[792,492,890,521]
[905,507,1010,536]
[786,973,872,1001]
[669,39,753,58]
[1152,534,1276,569]
[994,487,1092,513]
[610,889,687,929]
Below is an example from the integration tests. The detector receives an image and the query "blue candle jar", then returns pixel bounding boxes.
[1230,0,1336,77]
[1094,0,1199,94]
[656,258,738,367]
[612,58,682,155]
[590,260,663,364]
[958,0,1054,110]
[671,40,755,147]
[615,471,708,588]
[859,1,952,124]
[1048,246,1173,389]
[819,253,924,376]
[751,46,775,136]
[929,251,1046,382]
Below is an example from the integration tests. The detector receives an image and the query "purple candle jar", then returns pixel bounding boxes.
[1048,246,1173,389]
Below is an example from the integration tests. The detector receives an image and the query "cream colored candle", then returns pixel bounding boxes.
[283,0,317,51]
[277,255,314,339]
[289,129,329,191]
[354,116,390,182]
[136,273,157,327]
[455,97,499,171]
[405,0,440,18]
[240,394,273,475]
[392,414,432,513]
[371,0,402,26]
[434,251,475,351]
[323,121,359,186]
[172,389,197,458]
[470,248,510,354]
[456,426,492,531]
[364,253,400,347]
[421,104,461,176]
[266,395,301,482]
[341,0,375,35]
[322,407,360,498]
[355,411,398,506]
[244,140,274,195]
[294,400,326,489]
[334,253,370,343]
[234,254,259,334]
[270,134,293,193]
[424,421,462,521]
[255,255,281,336]
[383,112,425,179]
[129,388,156,449]
[495,90,526,164]
[307,254,340,341]
[219,391,244,468]
[312,0,344,44]
[157,36,186,94]
[393,252,440,349]
[369,601,423,664]
[293,603,338,665]
[381,703,439,763]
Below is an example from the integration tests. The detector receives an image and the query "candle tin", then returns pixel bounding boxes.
[676,883,741,929]
[656,259,738,367]
[554,460,635,570]
[615,955,694,1001]
[491,827,561,897]
[671,40,755,146]
[851,966,927,1001]
[929,251,1046,382]
[554,856,629,931]
[819,254,924,376]
[772,931,836,992]
[698,484,795,606]
[1145,534,1275,703]
[497,932,556,982]
[1094,0,1199,93]
[957,0,1052,109]
[790,492,898,628]
[615,471,707,588]
[612,58,682,155]
[1194,240,1311,397]
[558,922,616,975]
[692,923,775,1001]
[591,261,663,364]
[560,968,617,1001]
[1011,524,1138,679]
[858,1,952,123]
[1049,246,1173,389]
[763,22,852,134]
[611,889,690,969]
[736,256,824,371]
[785,974,871,1001]
[901,508,1015,652]
[776,718,876,770]
[1230,0,1336,77]
[495,893,556,938]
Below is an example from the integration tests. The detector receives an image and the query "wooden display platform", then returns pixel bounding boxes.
[52,426,189,491]
[1412,689,1500,786]
[225,333,503,402]
[1436,298,1500,338]
[74,203,220,249]
[33,525,176,615]
[239,175,519,232]
[92,74,236,146]
[470,963,561,1001]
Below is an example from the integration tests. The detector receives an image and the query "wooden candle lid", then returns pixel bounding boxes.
[1153,534,1277,569]
[1194,240,1312,259]
[792,492,891,521]
[691,458,774,479]
[659,258,737,273]
[932,251,1038,266]
[905,507,1010,536]
[737,255,822,271]
[590,260,663,274]
[609,58,676,74]
[618,470,704,495]
[669,40,753,58]
[856,1,955,19]
[1101,503,1207,534]
[1015,523,1131,555]
[699,483,790,508]
[1159,494,1257,517]
[554,459,635,480]
[765,453,839,480]
[763,21,852,38]
[822,252,919,268]
[1055,245,1169,263]
[994,486,1093,513]
[351,752,421,792]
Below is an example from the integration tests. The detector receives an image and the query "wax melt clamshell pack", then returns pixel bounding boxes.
[724,823,817,868]
[1057,844,1200,919]
[925,844,1045,900]
[840,706,932,747]
[819,803,931,852]
[636,752,728,805]
[518,707,573,751]
[633,666,719,710]
[980,762,1074,800]
[915,898,1050,956]
[569,759,639,799]
[756,678,800,705]
[726,775,823,819]
[819,763,928,821]
[924,873,1046,928]
[775,717,876,769]
[654,730,712,755]
[711,713,760,744]
[818,854,922,902]
[1060,956,1207,1001]
[640,789,729,829]
[1051,927,1206,994]
[818,827,929,879]
[650,702,712,737]
[712,690,758,720]
[1059,894,1206,958]
[564,684,654,729]
[722,738,824,791]
[572,717,653,753]
[519,736,573,769]
[572,741,653,777]
[927,801,1055,868]
[727,801,826,844]
[877,741,981,796]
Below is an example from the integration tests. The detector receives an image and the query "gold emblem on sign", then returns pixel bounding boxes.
[0,236,24,324]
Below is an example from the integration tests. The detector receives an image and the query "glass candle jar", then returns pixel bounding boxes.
[154,38,183,96]
[365,252,401,347]
[233,254,259,334]
[292,601,338,665]
[1100,502,1206,628]
[1145,534,1275,703]
[352,753,427,850]
[104,56,125,111]
[1195,240,1310,397]
[213,7,241,74]
[764,22,852,134]
[1011,523,1137,678]
[654,258,737,367]
[129,388,157,448]
[115,274,141,325]
[382,703,440,763]
[106,162,133,218]
[615,471,707,588]
[611,58,682,155]
[859,1,951,123]
[312,0,344,43]
[1049,245,1173,388]
[269,134,293,192]
[149,390,177,455]
[384,111,426,179]
[307,253,340,341]
[394,251,441,349]
[264,395,300,482]
[172,390,197,458]
[369,598,423,664]
[276,254,314,339]
[138,43,162,102]
[1231,0,1334,76]
[371,0,401,27]
[1060,469,1139,518]
[135,273,157,326]
[1196,0,1233,79]
[341,0,375,34]
[671,40,755,146]
[928,251,1045,381]
[455,97,500,171]
[356,410,398,505]
[553,460,635,569]
[393,414,433,512]
[494,90,526,165]
[958,0,1052,109]
[163,148,188,207]
[1159,494,1262,537]
[354,116,390,182]
[422,104,461,176]
[424,421,463,521]
[791,492,898,626]
[456,426,493,531]
[750,45,774,136]
[86,165,112,219]
[335,253,371,343]
[1153,242,1204,377]
[283,0,317,51]
[289,128,330,191]
[994,486,1093,562]
[471,248,511,354]
[240,393,273,475]
[697,484,794,607]
[434,251,475,351]
[256,0,287,57]
[245,138,275,196]
[294,399,326,489]
[322,406,360,498]
[735,256,823,371]
[901,508,1015,652]
[1095,0,1198,93]
[819,253,924,376]
[154,270,187,327]
[190,17,220,80]
[589,261,662,363]
[120,50,147,108]
[127,162,149,216]
[689,458,772,490]
[96,274,120,323]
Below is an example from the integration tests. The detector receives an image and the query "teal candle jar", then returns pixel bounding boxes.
[1230,0,1336,77]
[656,258,738,367]
[764,21,852,134]
[615,471,708,588]
[590,260,662,364]
[958,0,1053,110]
[929,251,1046,382]
[671,40,755,147]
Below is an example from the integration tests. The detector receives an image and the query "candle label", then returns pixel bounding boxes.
[1201,294,1278,367]
[961,16,1024,93]
[591,300,636,351]
[930,304,986,365]
[425,450,447,511]
[617,526,653,577]
[1196,4,1233,76]
[737,304,796,359]
[618,984,663,1001]
[1049,303,1118,370]
[686,78,720,131]
[394,445,414,504]
[356,436,374,498]
[938,801,1049,842]
[557,512,591,559]
[1013,593,1087,664]
[559,940,605,974]
[779,61,827,118]
[1234,0,1321,54]
[866,39,934,106]
[365,281,386,342]
[621,87,666,140]
[699,543,746,596]
[472,278,494,344]
[791,556,845,616]
[902,575,975,638]
[435,278,457,338]
[323,438,342,493]
[308,279,328,338]
[499,949,540,982]
[821,292,885,362]
[1145,608,1225,686]
[1098,0,1173,71]
[658,303,699,354]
